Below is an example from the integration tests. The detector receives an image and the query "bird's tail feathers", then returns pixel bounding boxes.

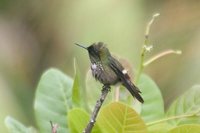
[123,80,144,103]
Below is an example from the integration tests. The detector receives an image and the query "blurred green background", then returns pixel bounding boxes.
[0,0,200,132]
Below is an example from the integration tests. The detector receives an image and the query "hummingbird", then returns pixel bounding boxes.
[75,42,144,103]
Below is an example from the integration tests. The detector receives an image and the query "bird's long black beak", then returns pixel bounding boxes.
[75,43,88,50]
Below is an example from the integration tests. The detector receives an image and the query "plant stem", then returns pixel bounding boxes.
[83,85,110,133]
[147,112,199,126]
[136,47,145,83]
[143,49,182,67]
[135,13,160,83]
[145,13,160,37]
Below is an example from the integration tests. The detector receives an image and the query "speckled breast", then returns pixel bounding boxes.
[91,62,119,85]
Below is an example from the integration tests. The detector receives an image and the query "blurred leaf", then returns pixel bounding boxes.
[119,85,142,114]
[5,116,37,133]
[85,70,113,111]
[97,102,147,133]
[167,124,200,133]
[148,123,173,133]
[0,77,29,132]
[72,59,83,107]
[68,109,88,133]
[68,108,101,133]
[166,85,200,125]
[138,74,164,122]
[34,69,73,133]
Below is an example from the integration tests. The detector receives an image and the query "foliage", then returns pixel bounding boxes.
[168,124,200,133]
[5,68,200,133]
[4,14,200,132]
[138,74,165,122]
[68,108,101,133]
[34,69,73,133]
[5,116,37,133]
[166,85,200,125]
[97,102,147,133]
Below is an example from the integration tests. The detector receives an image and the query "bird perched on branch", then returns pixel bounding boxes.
[75,42,144,103]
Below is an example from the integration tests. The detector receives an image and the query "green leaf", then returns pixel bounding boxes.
[166,85,200,125]
[72,59,84,107]
[167,124,200,133]
[85,70,113,111]
[148,123,173,133]
[34,68,73,133]
[68,109,88,133]
[5,116,37,133]
[97,102,148,133]
[138,74,164,122]
[68,108,101,133]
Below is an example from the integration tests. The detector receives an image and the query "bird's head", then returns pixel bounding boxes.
[75,42,111,63]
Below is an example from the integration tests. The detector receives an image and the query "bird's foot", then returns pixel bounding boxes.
[102,85,111,92]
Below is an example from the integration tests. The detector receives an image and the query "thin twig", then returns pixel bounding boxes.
[145,13,160,38]
[143,49,182,67]
[83,85,110,133]
[136,13,160,83]
[50,121,59,133]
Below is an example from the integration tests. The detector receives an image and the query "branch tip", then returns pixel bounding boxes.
[143,49,182,67]
[175,50,182,54]
[145,13,160,36]
[153,13,160,18]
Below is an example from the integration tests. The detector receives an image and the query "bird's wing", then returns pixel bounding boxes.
[108,56,144,103]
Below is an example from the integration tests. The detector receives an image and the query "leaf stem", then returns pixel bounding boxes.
[136,47,145,83]
[83,85,110,133]
[147,110,200,126]
[143,49,182,67]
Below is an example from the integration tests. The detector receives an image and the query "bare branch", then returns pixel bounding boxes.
[83,85,110,133]
[144,49,182,66]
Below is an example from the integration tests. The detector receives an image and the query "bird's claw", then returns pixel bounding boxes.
[102,85,111,92]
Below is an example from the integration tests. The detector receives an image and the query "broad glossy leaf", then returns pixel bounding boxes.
[97,102,147,133]
[167,85,200,125]
[68,108,101,133]
[168,124,200,133]
[138,74,164,122]
[34,69,73,133]
[72,59,84,107]
[5,116,37,133]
